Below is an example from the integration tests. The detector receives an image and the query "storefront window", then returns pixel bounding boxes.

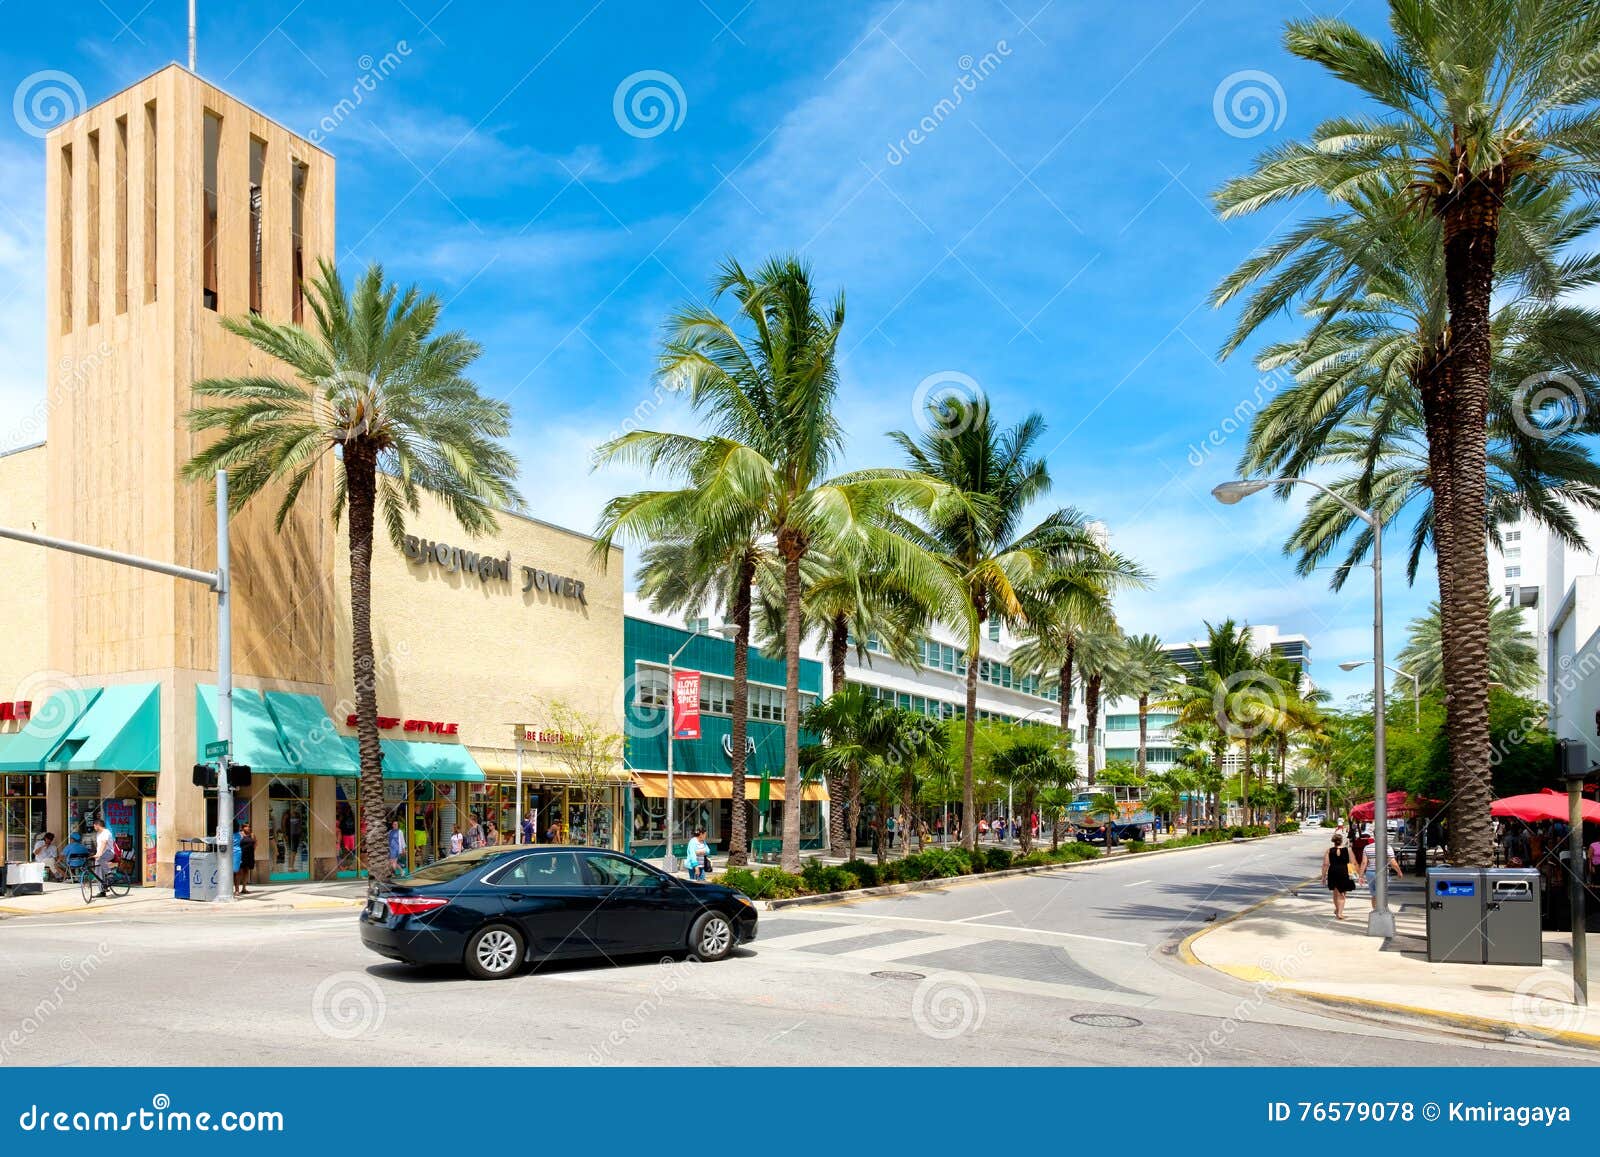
[2,774,45,862]
[334,779,360,875]
[632,790,665,845]
[267,778,310,878]
[67,773,101,836]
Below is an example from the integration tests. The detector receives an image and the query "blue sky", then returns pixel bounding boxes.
[0,0,1424,705]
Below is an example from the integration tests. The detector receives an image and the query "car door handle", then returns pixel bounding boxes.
[507,893,525,901]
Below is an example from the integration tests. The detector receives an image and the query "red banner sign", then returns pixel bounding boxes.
[672,671,701,740]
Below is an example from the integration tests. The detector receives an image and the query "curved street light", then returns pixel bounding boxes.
[1212,477,1395,938]
[1340,659,1421,727]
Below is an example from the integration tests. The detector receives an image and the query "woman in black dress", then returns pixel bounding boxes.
[236,823,257,895]
[1322,831,1356,920]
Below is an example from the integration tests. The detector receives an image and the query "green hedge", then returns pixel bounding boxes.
[712,843,1097,899]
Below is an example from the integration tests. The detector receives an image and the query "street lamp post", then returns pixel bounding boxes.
[1339,659,1421,727]
[1214,477,1395,938]
[662,620,738,874]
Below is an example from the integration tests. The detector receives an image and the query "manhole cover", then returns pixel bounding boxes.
[1070,1013,1143,1029]
[871,970,926,981]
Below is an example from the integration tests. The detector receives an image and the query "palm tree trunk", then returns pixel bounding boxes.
[779,547,804,873]
[827,614,850,858]
[1242,736,1253,826]
[727,552,755,867]
[345,449,387,888]
[1085,674,1102,784]
[961,618,981,852]
[847,764,860,855]
[1438,177,1503,867]
[1136,693,1149,775]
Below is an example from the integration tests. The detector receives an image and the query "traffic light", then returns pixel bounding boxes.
[192,763,253,788]
[192,763,215,788]
[227,764,251,787]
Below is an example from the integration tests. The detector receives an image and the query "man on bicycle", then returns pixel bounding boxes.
[90,819,117,896]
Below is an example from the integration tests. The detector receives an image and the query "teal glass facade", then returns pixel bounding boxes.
[623,617,825,858]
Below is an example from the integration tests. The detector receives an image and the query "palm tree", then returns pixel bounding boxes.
[890,399,1136,851]
[625,529,763,865]
[1120,633,1181,775]
[1213,2,1600,864]
[1399,595,1540,696]
[1163,620,1263,825]
[752,549,935,855]
[1231,185,1600,591]
[597,256,956,872]
[987,733,1075,855]
[182,261,519,884]
[801,684,900,863]
[1075,620,1128,786]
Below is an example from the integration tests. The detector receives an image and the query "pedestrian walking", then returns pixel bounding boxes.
[520,810,535,844]
[1360,836,1402,909]
[978,818,989,842]
[388,820,404,877]
[449,827,464,856]
[686,827,712,881]
[235,824,256,895]
[464,815,483,850]
[1322,831,1357,921]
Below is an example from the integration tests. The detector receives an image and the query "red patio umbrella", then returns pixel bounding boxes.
[1491,788,1600,825]
[1349,791,1442,823]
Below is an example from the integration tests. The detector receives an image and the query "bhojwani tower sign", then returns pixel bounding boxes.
[402,534,589,605]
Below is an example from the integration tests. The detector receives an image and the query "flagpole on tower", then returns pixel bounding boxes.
[188,0,197,70]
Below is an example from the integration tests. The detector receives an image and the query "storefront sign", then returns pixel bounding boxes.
[142,800,159,886]
[401,535,588,605]
[721,734,756,758]
[672,672,701,739]
[345,714,460,735]
[520,728,568,746]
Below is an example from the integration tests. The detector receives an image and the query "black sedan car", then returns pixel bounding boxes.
[359,846,758,980]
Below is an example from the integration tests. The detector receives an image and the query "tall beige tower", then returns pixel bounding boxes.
[44,65,339,868]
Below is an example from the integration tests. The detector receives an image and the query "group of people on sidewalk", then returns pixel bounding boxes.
[1321,824,1401,921]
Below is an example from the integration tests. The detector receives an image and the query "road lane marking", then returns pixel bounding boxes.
[953,909,1012,922]
[1123,880,1152,887]
[812,911,1143,947]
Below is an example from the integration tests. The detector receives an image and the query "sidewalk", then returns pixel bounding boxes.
[1187,883,1600,1047]
[0,878,366,918]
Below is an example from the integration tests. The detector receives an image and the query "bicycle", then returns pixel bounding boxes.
[80,859,132,904]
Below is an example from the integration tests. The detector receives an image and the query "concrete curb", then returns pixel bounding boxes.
[1176,880,1600,1053]
[1281,989,1600,1051]
[754,830,1297,912]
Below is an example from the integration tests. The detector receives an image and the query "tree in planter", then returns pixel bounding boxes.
[183,261,519,886]
[1213,2,1600,865]
[536,699,627,849]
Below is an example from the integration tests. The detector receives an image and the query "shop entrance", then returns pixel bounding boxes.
[266,777,311,880]
[384,779,459,875]
[2,774,45,862]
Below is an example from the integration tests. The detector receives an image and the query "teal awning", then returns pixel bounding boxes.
[47,683,160,772]
[340,737,485,783]
[0,687,101,771]
[264,691,360,776]
[196,685,298,776]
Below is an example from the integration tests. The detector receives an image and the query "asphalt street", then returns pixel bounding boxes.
[0,830,1588,1066]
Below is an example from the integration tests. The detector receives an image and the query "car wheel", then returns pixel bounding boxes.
[689,910,735,962]
[464,923,524,980]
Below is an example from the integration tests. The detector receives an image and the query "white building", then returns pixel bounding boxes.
[1488,505,1600,702]
[1098,624,1313,776]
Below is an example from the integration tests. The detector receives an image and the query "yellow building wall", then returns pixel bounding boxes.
[0,446,50,700]
[331,495,625,773]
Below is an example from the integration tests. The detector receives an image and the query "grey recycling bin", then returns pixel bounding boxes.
[1426,867,1485,963]
[1483,867,1542,966]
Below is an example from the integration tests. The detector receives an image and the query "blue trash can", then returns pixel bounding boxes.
[174,850,193,900]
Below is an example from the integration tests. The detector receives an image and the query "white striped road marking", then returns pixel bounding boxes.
[952,909,1012,922]
[809,911,1143,948]
[1123,879,1152,887]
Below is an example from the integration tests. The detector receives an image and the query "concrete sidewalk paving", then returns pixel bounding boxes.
[0,878,366,918]
[1187,883,1600,1048]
